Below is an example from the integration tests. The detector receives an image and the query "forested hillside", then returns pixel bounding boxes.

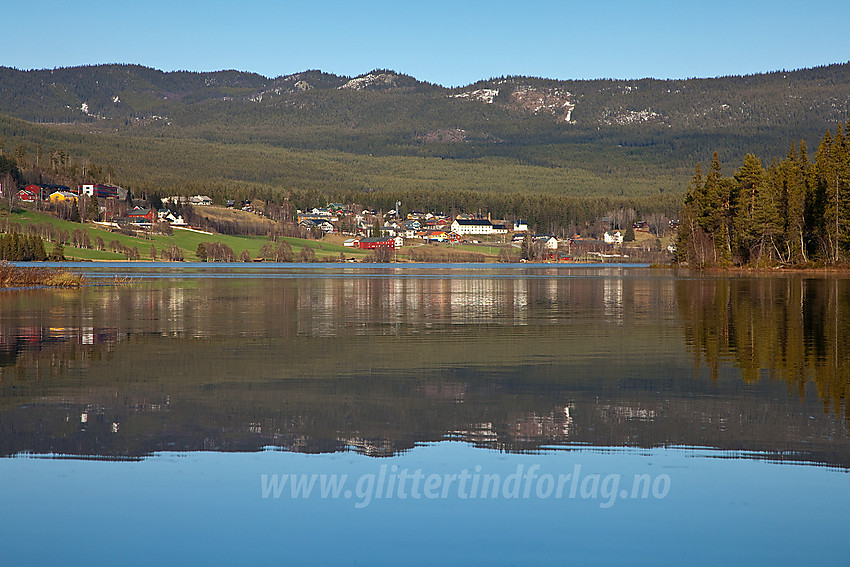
[1,63,849,228]
[2,63,848,165]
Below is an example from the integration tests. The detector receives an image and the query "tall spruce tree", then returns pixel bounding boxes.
[834,124,850,259]
[732,154,766,263]
[750,159,784,263]
[677,163,714,266]
[811,126,850,262]
[813,130,838,261]
[781,142,808,262]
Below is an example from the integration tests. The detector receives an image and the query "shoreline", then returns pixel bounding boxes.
[12,260,652,268]
[9,260,850,276]
[0,262,85,288]
[685,264,850,275]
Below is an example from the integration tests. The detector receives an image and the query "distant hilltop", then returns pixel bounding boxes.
[1,62,849,139]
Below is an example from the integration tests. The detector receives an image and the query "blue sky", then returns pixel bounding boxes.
[3,0,849,86]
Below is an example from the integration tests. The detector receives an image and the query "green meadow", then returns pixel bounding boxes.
[4,209,368,261]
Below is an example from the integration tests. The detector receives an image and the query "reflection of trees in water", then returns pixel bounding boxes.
[677,277,850,424]
[1,274,848,462]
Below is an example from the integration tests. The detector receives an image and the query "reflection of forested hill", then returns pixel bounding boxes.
[0,272,847,466]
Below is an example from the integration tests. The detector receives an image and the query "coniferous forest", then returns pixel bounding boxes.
[676,123,850,267]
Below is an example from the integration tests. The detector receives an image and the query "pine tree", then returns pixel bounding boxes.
[810,126,850,263]
[11,233,23,260]
[836,123,850,258]
[50,241,65,261]
[751,160,784,263]
[676,163,716,267]
[781,142,808,263]
[732,154,766,263]
[813,130,837,261]
[33,236,47,261]
[69,201,81,223]
[87,196,100,221]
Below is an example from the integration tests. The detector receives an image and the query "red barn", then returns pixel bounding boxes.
[126,207,155,223]
[356,236,397,250]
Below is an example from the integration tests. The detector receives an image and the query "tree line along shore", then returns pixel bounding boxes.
[676,124,850,268]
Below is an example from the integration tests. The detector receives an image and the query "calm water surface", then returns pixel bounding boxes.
[1,264,848,565]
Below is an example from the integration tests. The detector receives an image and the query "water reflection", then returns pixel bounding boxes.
[0,268,847,467]
[677,276,850,420]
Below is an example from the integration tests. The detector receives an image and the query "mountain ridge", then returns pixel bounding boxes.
[3,61,849,130]
[2,61,850,214]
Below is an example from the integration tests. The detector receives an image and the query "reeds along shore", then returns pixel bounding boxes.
[0,261,84,287]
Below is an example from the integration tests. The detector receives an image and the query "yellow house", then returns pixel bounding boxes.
[49,191,78,204]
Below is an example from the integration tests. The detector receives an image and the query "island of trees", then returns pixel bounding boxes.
[676,124,850,267]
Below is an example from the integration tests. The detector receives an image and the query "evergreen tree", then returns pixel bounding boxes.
[69,200,81,223]
[800,138,816,260]
[677,163,714,266]
[813,130,837,261]
[50,241,65,261]
[33,236,47,261]
[750,160,784,263]
[675,125,850,267]
[87,196,100,221]
[695,153,734,264]
[12,233,23,260]
[521,233,532,260]
[831,124,850,260]
[780,142,808,262]
[732,154,766,262]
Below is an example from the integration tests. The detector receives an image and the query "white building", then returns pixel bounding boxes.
[603,231,624,245]
[451,219,494,235]
[534,235,560,250]
[189,195,213,206]
[158,209,187,225]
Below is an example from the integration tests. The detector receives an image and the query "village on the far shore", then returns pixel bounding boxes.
[7,181,677,262]
[280,201,674,260]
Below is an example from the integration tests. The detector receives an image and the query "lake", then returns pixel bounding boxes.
[1,263,848,565]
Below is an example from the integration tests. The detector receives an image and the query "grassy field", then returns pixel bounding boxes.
[3,208,368,261]
[396,242,506,262]
[61,247,127,260]
[0,207,555,263]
